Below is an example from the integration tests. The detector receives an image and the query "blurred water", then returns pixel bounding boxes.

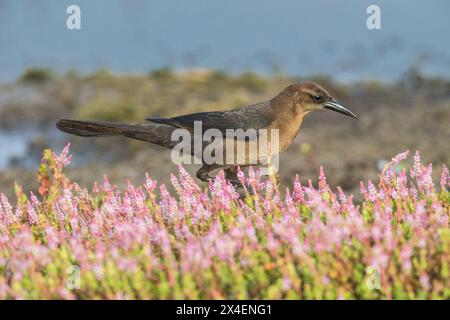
[0,130,29,169]
[0,0,449,82]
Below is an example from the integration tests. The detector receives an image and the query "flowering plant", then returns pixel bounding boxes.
[0,145,448,299]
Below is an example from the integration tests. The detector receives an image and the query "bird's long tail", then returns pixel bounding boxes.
[56,119,177,148]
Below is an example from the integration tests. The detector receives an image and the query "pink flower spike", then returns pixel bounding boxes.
[391,150,409,164]
[410,150,421,178]
[318,166,328,193]
[55,143,72,168]
[440,165,449,191]
[292,175,304,203]
[27,203,38,225]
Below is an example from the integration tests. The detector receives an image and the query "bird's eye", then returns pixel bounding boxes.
[313,95,323,103]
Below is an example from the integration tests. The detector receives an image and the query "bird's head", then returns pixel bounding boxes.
[279,81,357,119]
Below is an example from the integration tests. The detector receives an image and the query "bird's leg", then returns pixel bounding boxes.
[266,163,280,187]
[272,174,280,187]
[197,165,243,189]
[224,167,242,188]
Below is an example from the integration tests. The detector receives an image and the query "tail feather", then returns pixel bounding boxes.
[56,119,177,148]
[56,119,132,137]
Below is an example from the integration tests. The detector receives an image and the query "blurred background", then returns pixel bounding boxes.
[0,0,449,199]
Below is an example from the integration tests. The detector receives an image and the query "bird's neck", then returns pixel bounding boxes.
[270,112,305,152]
[268,94,308,151]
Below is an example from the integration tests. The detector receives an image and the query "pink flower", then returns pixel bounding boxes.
[419,274,430,291]
[0,147,448,299]
[400,244,413,271]
[391,150,409,165]
[0,193,16,225]
[318,166,328,193]
[54,143,72,169]
[292,175,304,203]
[410,150,422,178]
[26,203,38,225]
[367,180,378,202]
[440,165,449,191]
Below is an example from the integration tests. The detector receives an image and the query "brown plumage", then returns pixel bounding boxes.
[56,81,357,183]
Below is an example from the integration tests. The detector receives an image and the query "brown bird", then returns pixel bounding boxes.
[56,82,356,184]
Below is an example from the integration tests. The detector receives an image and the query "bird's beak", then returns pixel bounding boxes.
[324,100,358,119]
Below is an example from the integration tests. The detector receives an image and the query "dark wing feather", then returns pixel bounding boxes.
[147,101,273,134]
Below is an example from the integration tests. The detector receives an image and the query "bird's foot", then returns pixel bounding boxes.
[272,174,280,187]
[227,179,243,188]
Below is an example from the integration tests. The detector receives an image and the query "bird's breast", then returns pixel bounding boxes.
[270,115,304,152]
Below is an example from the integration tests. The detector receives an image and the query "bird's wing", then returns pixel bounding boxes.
[146,101,273,134]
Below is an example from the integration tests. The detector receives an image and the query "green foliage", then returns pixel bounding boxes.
[18,68,54,84]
